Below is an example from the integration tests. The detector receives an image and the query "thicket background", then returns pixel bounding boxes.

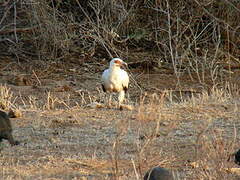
[0,0,239,78]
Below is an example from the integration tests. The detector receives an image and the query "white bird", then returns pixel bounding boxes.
[101,58,129,109]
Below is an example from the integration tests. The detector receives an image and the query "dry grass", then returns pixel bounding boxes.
[1,79,240,179]
[0,84,13,110]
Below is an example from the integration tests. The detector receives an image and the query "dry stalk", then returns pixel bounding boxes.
[0,84,13,110]
[133,92,167,179]
[194,116,213,160]
[45,91,59,110]
[32,70,42,86]
[28,95,39,110]
[131,158,140,180]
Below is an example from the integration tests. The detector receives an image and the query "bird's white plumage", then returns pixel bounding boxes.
[102,68,129,92]
[101,58,129,107]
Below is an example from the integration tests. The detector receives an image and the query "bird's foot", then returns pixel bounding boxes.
[119,105,123,111]
[119,104,134,111]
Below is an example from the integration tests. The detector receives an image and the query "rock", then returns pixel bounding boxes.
[144,167,174,180]
[235,149,240,165]
[0,110,19,145]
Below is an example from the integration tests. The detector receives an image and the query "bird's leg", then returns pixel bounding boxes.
[107,93,112,108]
[118,91,125,110]
[125,92,130,104]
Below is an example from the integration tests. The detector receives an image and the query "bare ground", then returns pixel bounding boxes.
[0,58,240,180]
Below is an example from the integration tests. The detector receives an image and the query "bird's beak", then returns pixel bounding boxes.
[121,62,128,68]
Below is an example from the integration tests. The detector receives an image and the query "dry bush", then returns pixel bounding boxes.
[1,0,238,72]
[131,86,240,179]
[25,0,77,60]
[144,0,239,83]
[0,0,238,91]
[20,0,144,60]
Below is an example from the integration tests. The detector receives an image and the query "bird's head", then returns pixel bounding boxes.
[110,58,127,68]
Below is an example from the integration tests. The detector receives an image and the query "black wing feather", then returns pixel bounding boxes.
[102,84,106,92]
[123,86,128,93]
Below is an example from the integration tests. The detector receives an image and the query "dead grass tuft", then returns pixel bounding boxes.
[0,84,13,110]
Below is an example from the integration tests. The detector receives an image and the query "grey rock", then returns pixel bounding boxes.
[144,167,174,180]
[0,110,19,145]
[235,149,240,165]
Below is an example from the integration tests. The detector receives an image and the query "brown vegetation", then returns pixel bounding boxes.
[0,1,239,64]
[0,0,240,179]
